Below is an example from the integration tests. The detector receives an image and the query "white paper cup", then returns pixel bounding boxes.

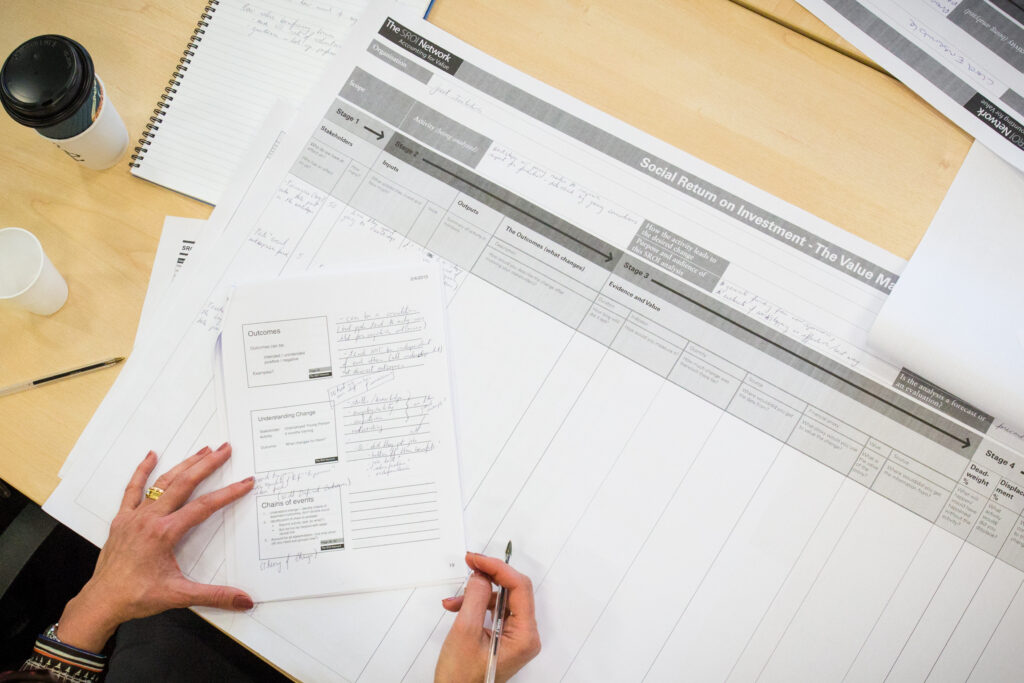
[0,228,69,315]
[43,77,129,170]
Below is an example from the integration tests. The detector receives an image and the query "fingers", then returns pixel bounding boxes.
[147,445,214,498]
[441,553,542,679]
[119,451,157,512]
[152,443,231,512]
[451,571,494,635]
[441,590,500,613]
[466,552,536,624]
[167,475,255,540]
[175,578,254,611]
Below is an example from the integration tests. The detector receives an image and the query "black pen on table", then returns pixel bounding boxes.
[484,540,512,683]
[0,356,125,398]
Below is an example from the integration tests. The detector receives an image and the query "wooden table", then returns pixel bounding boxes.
[0,0,971,507]
[736,0,875,66]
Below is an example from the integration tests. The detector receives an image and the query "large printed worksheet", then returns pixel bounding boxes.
[220,267,465,601]
[47,3,1024,681]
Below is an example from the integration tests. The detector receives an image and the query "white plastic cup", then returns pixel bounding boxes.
[0,228,69,315]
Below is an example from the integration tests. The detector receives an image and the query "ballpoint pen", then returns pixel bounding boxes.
[0,356,125,398]
[484,540,512,683]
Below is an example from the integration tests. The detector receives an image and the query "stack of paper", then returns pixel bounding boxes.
[135,222,468,603]
[134,216,204,345]
[44,3,1024,681]
[219,267,465,601]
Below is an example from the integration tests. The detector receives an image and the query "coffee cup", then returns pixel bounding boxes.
[1,35,129,170]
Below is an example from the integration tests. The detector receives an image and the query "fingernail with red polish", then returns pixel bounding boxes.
[233,595,254,610]
[243,476,255,485]
[218,442,230,450]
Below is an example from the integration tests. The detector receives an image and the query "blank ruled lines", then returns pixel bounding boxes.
[130,0,425,204]
[348,483,441,549]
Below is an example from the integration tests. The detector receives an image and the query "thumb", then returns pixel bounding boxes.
[452,571,492,633]
[179,579,254,611]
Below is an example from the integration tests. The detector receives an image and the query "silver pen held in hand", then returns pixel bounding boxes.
[484,540,512,683]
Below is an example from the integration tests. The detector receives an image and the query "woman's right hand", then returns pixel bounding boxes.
[435,552,541,683]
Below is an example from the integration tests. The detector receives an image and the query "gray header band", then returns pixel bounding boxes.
[949,0,1024,72]
[452,60,898,294]
[377,17,464,74]
[367,39,433,84]
[629,220,728,293]
[324,101,395,150]
[893,368,994,433]
[965,93,1024,149]
[340,67,415,128]
[384,133,621,270]
[1003,89,1024,118]
[612,257,979,456]
[341,68,491,167]
[822,0,976,105]
[989,0,1024,24]
[403,101,490,167]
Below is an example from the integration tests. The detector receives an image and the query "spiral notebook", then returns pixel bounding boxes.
[129,0,432,205]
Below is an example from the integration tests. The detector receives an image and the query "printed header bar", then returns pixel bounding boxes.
[1003,89,1024,119]
[948,0,1024,73]
[453,60,899,294]
[893,368,994,433]
[385,133,622,271]
[372,17,898,293]
[378,18,464,74]
[628,220,728,293]
[965,94,1024,152]
[613,257,979,456]
[989,0,1024,24]
[367,39,433,85]
[340,68,490,167]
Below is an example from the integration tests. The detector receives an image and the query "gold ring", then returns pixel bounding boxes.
[145,486,165,501]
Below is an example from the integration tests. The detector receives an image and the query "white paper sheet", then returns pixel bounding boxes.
[46,4,1024,681]
[131,0,432,204]
[798,0,1024,173]
[57,102,292,480]
[220,267,465,601]
[869,141,1024,438]
[135,216,205,346]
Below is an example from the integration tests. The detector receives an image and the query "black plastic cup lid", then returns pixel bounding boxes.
[0,35,95,128]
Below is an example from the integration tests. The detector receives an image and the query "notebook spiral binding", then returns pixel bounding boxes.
[128,0,220,169]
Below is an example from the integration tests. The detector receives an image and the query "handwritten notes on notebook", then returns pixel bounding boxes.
[219,264,465,601]
[131,0,429,204]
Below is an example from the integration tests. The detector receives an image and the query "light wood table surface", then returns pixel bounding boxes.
[734,0,876,67]
[1,0,970,510]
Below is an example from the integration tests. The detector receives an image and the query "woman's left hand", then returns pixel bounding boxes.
[55,443,255,652]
